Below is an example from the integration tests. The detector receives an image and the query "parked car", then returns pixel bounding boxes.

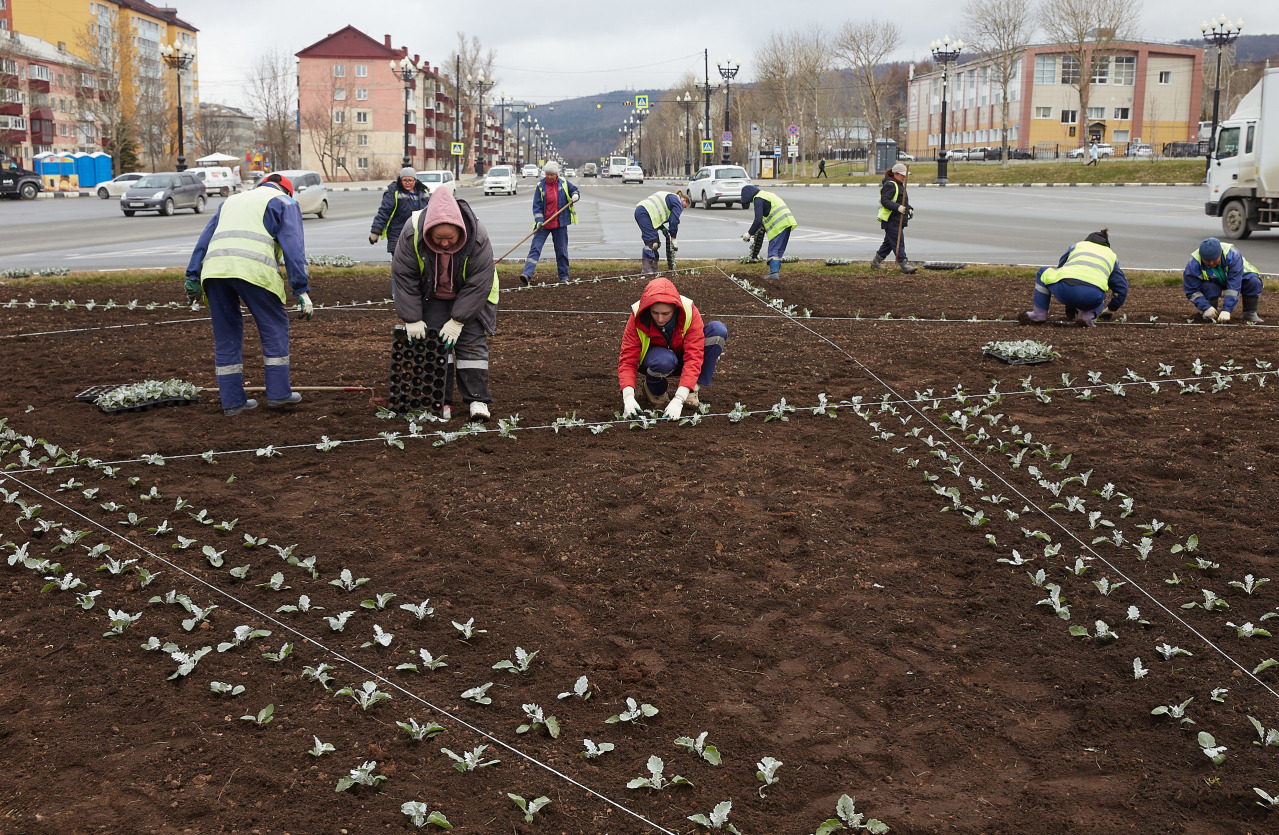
[96,172,150,199]
[945,148,969,161]
[120,171,206,216]
[521,164,540,178]
[1126,143,1153,159]
[620,165,645,184]
[565,168,578,178]
[582,163,598,177]
[1163,141,1206,158]
[895,152,916,162]
[268,169,329,217]
[483,165,518,196]
[687,164,751,208]
[1067,143,1115,159]
[192,166,240,196]
[984,147,1033,161]
[414,169,456,196]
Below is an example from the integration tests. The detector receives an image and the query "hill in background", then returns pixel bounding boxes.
[506,89,663,166]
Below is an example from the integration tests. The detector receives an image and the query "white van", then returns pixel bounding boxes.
[193,166,240,197]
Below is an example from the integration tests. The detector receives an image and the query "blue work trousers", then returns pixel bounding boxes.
[521,225,570,282]
[1034,268,1107,316]
[204,277,292,410]
[639,321,728,395]
[635,207,661,270]
[767,228,792,275]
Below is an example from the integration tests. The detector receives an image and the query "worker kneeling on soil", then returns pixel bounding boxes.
[1183,237,1263,324]
[392,186,498,422]
[634,190,690,275]
[185,173,312,417]
[618,277,727,421]
[1019,228,1127,328]
[739,184,797,280]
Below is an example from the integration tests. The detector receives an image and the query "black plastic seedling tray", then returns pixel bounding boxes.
[387,325,450,416]
[982,350,1054,366]
[76,384,201,414]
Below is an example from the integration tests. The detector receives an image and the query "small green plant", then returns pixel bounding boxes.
[397,718,447,741]
[460,683,493,705]
[814,794,889,834]
[336,760,386,792]
[308,735,335,757]
[441,744,499,772]
[508,793,551,824]
[558,675,591,700]
[397,648,448,672]
[361,624,394,648]
[329,568,370,591]
[241,704,275,726]
[493,646,538,674]
[1151,697,1195,725]
[1198,731,1227,765]
[756,756,782,797]
[401,800,452,829]
[452,617,486,641]
[626,755,691,790]
[211,681,245,696]
[517,703,560,738]
[336,681,392,711]
[262,642,293,662]
[674,731,721,765]
[688,800,740,833]
[606,697,658,724]
[581,739,614,759]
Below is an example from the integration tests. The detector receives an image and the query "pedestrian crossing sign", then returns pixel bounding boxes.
[636,94,649,110]
[701,139,714,154]
[450,142,464,156]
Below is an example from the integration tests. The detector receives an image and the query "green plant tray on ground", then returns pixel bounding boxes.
[75,384,201,414]
[982,349,1053,366]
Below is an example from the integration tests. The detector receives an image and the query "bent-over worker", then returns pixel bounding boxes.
[740,184,797,279]
[634,190,689,275]
[1183,237,1263,324]
[1020,228,1128,327]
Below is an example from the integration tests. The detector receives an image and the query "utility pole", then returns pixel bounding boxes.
[454,55,461,181]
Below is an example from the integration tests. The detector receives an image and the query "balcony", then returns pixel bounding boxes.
[0,102,21,117]
[406,124,416,135]
[28,78,51,94]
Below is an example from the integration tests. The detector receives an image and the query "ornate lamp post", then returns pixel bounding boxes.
[467,74,493,174]
[632,108,648,172]
[496,91,512,165]
[677,91,695,176]
[929,35,963,185]
[389,56,418,168]
[160,42,197,171]
[1202,15,1243,178]
[716,56,740,165]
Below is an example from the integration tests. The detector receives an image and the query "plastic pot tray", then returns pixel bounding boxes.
[76,385,201,414]
[983,349,1053,366]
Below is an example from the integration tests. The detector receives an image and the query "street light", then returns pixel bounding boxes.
[496,90,511,165]
[390,56,418,168]
[676,91,695,176]
[632,108,648,172]
[716,56,740,164]
[1202,15,1244,178]
[160,42,196,171]
[929,35,963,185]
[467,74,493,174]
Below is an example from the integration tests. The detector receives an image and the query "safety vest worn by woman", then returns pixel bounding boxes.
[877,180,903,222]
[199,187,290,303]
[1040,240,1117,291]
[631,295,694,363]
[639,192,676,228]
[754,190,797,239]
[1192,243,1257,285]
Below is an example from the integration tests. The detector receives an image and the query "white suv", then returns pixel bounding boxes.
[688,165,751,209]
[483,165,517,196]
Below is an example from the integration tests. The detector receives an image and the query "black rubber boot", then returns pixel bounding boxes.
[1243,295,1263,324]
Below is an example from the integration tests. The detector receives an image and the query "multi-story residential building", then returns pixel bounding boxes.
[0,30,98,163]
[297,25,459,181]
[195,101,255,158]
[906,39,1202,156]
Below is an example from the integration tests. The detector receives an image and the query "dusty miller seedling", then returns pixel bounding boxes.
[441,744,499,772]
[262,643,293,662]
[509,793,551,824]
[308,735,335,757]
[326,610,356,632]
[674,731,721,765]
[756,756,782,797]
[452,618,486,641]
[241,704,274,726]
[1132,658,1149,679]
[517,703,560,738]
[361,592,396,610]
[336,681,392,711]
[814,794,890,834]
[461,683,494,705]
[329,568,370,591]
[218,625,271,652]
[1198,732,1227,765]
[626,755,691,790]
[103,609,141,637]
[397,648,448,673]
[361,624,394,648]
[559,675,591,700]
[607,697,659,724]
[1151,697,1195,725]
[688,800,740,833]
[1247,716,1279,747]
[493,646,538,674]
[397,718,446,741]
[302,663,336,690]
[336,760,386,792]
[400,599,434,620]
[581,739,614,759]
[211,681,245,696]
[401,800,452,828]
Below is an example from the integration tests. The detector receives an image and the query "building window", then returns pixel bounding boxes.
[1113,107,1130,120]
[355,88,367,101]
[1061,55,1080,85]
[1091,56,1109,85]
[1158,70,1171,85]
[333,64,346,78]
[1086,106,1105,120]
[355,64,367,77]
[1069,126,1076,137]
[357,134,368,146]
[979,66,989,107]
[1060,109,1078,124]
[1113,56,1135,85]
[335,156,345,167]
[355,111,368,124]
[1034,55,1055,85]
[30,64,51,82]
[357,157,369,170]
[1034,106,1052,119]
[333,88,346,100]
[333,111,344,124]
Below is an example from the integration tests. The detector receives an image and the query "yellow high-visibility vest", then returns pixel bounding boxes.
[1040,240,1117,291]
[199,187,290,303]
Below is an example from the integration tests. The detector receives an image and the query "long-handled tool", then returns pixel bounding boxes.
[493,199,576,264]
[239,386,373,393]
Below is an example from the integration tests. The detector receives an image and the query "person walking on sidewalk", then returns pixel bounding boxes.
[1183,236,1264,324]
[520,161,581,285]
[617,277,727,421]
[391,187,498,422]
[185,173,313,416]
[1086,142,1100,166]
[370,168,430,256]
[1019,228,1128,327]
[739,184,797,279]
[817,156,828,178]
[634,190,690,275]
[872,162,917,274]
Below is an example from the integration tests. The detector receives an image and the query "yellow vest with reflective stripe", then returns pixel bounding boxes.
[538,180,577,225]
[755,190,797,239]
[631,295,694,363]
[410,209,501,305]
[639,192,675,228]
[199,187,289,303]
[1192,242,1257,284]
[1040,240,1116,291]
[877,181,900,222]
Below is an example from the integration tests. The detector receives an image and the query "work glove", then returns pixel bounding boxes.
[896,205,908,214]
[1097,311,1114,321]
[533,220,544,231]
[1203,306,1219,321]
[405,320,427,342]
[648,240,661,251]
[184,278,201,306]
[570,192,581,203]
[906,207,915,220]
[663,386,690,421]
[1218,309,1231,323]
[439,318,464,348]
[670,239,679,251]
[741,233,752,242]
[368,232,379,245]
[297,292,314,321]
[621,386,640,419]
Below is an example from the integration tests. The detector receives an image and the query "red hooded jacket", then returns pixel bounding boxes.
[617,277,705,392]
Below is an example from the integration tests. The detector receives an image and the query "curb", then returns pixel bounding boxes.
[36,190,88,199]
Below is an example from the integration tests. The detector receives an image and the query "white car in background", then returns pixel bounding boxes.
[565,168,578,178]
[267,169,329,218]
[521,164,540,178]
[415,169,456,195]
[620,165,644,184]
[96,172,150,199]
[687,164,750,208]
[483,165,518,195]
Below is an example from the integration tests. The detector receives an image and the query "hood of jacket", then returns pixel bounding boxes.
[636,277,682,325]
[740,184,760,203]
[421,186,468,254]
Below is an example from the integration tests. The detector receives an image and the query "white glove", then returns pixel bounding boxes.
[621,386,640,419]
[663,386,690,420]
[670,239,678,251]
[570,191,581,203]
[1203,306,1218,321]
[439,318,464,348]
[298,292,314,320]
[896,205,907,214]
[1218,309,1231,323]
[648,240,661,251]
[405,320,427,342]
[741,233,752,242]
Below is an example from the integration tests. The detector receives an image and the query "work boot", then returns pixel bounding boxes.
[683,386,700,409]
[1017,307,1049,326]
[766,270,780,281]
[519,273,531,287]
[223,398,258,417]
[642,383,670,408]
[898,259,919,274]
[468,401,490,422]
[641,257,657,276]
[1077,310,1097,328]
[1064,305,1079,320]
[267,392,302,407]
[1243,295,1264,324]
[870,254,886,270]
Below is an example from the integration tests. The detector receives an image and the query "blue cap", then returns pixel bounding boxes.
[740,185,759,204]
[1200,237,1223,261]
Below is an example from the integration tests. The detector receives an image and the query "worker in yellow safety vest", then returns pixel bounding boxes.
[872,162,918,274]
[1019,228,1128,327]
[634,190,690,275]
[739,185,797,279]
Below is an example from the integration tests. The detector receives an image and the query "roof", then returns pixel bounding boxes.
[115,0,199,33]
[0,32,93,69]
[296,25,401,60]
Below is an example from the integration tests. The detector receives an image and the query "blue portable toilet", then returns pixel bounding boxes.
[92,152,113,183]
[73,152,96,187]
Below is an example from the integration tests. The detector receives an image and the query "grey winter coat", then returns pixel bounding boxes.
[391,197,497,334]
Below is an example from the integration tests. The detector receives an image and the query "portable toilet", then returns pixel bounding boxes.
[91,151,113,183]
[73,152,96,187]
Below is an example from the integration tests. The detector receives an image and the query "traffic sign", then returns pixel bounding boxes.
[635,94,649,110]
[721,131,732,142]
[450,142,464,156]
[773,145,782,157]
[723,141,732,148]
[788,145,799,158]
[701,139,714,154]
[787,124,799,137]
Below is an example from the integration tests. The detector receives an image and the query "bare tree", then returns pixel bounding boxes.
[962,0,1037,167]
[134,73,173,169]
[194,104,235,157]
[447,33,496,174]
[300,74,353,180]
[836,19,904,175]
[74,12,139,175]
[245,47,297,171]
[1040,0,1143,150]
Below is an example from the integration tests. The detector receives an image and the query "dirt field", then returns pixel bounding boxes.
[1,265,1277,834]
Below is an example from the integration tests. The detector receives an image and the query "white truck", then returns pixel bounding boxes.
[1205,67,1279,239]
[606,156,630,178]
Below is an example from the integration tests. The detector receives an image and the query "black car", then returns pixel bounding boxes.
[983,147,1033,161]
[1163,141,1206,158]
[120,171,207,216]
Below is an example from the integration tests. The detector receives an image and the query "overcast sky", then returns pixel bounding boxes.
[194,1,1274,109]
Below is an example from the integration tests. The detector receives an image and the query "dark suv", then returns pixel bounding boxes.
[121,171,207,216]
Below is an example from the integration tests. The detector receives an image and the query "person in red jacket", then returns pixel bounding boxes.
[617,277,728,420]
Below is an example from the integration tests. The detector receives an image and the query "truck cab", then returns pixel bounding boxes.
[0,152,42,200]
[1205,67,1277,239]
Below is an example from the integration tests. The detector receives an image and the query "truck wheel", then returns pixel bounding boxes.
[19,182,38,200]
[1221,200,1251,240]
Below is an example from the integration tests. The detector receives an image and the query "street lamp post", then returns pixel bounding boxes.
[677,91,694,176]
[929,36,963,185]
[496,91,511,165]
[390,56,418,168]
[467,74,493,175]
[160,43,196,171]
[632,108,648,172]
[1202,15,1244,178]
[716,56,740,165]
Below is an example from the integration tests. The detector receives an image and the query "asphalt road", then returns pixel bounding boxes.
[3,180,1277,274]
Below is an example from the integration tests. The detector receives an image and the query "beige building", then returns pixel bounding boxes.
[906,40,1202,156]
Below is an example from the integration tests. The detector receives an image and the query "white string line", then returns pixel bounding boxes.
[8,370,1273,478]
[714,265,1279,703]
[0,471,679,835]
